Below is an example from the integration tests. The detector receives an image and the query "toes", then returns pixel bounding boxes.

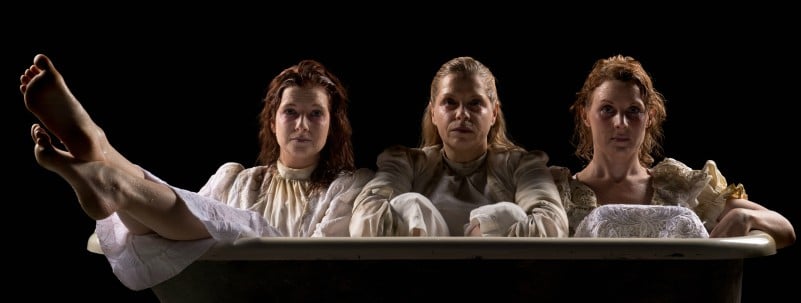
[33,54,54,73]
[31,124,52,146]
[25,65,41,79]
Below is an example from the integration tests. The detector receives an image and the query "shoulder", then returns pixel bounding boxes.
[522,149,550,162]
[650,158,710,184]
[548,165,573,184]
[200,162,271,198]
[380,144,419,156]
[489,148,550,167]
[213,162,247,175]
[650,158,711,206]
[218,163,273,183]
[323,168,376,197]
[335,168,376,185]
[378,144,436,162]
[205,162,248,185]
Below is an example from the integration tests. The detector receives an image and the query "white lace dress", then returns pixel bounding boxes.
[551,158,747,238]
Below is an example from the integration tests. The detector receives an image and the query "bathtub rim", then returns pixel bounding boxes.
[87,231,776,261]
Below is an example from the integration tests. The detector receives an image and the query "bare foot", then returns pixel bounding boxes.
[22,54,143,178]
[21,54,107,162]
[31,123,121,220]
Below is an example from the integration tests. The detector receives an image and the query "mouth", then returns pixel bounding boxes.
[451,125,473,133]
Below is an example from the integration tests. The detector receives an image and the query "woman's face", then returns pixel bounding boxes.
[273,85,330,168]
[584,79,649,160]
[431,73,497,162]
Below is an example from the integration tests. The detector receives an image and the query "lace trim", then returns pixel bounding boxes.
[574,204,709,238]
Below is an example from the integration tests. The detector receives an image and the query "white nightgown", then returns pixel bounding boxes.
[96,161,373,290]
[350,145,567,237]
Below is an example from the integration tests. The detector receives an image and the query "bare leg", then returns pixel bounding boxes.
[32,123,117,220]
[32,124,210,240]
[21,54,142,178]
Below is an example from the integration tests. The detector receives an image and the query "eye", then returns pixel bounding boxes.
[283,108,298,116]
[626,107,643,114]
[442,97,458,108]
[310,110,325,118]
[599,105,615,115]
[468,99,482,107]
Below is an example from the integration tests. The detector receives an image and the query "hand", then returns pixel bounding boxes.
[709,207,752,238]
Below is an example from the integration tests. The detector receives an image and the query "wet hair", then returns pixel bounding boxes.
[570,54,667,167]
[257,60,355,193]
[420,56,522,151]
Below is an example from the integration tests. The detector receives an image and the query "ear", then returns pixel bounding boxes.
[429,102,436,124]
[647,109,656,127]
[492,101,499,125]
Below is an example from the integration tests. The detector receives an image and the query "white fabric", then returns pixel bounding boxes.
[389,193,450,236]
[551,158,737,237]
[351,145,567,237]
[467,202,528,237]
[96,162,373,290]
[574,204,709,238]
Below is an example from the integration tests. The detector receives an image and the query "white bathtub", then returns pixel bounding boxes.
[88,232,775,302]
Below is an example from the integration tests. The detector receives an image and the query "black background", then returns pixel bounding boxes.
[6,6,798,302]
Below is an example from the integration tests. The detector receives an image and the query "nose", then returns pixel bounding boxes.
[613,113,628,128]
[295,115,309,131]
[455,104,469,120]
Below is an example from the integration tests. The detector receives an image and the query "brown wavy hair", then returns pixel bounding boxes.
[570,55,667,167]
[257,60,355,193]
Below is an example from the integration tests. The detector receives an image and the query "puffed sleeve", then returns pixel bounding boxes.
[197,162,245,203]
[350,146,416,236]
[549,166,574,211]
[650,158,710,209]
[507,151,569,237]
[695,160,748,231]
[313,168,375,237]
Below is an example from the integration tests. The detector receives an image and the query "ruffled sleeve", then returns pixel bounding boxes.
[549,166,597,236]
[649,158,747,231]
[650,158,710,209]
[694,160,748,231]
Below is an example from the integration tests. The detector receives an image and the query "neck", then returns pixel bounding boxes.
[279,155,320,170]
[581,153,647,183]
[443,143,487,163]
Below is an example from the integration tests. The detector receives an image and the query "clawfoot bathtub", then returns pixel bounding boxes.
[88,232,775,302]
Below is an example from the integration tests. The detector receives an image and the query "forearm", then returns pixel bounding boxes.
[712,199,796,249]
[746,208,796,249]
[350,195,393,237]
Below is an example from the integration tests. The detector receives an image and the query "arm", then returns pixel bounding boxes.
[350,146,416,236]
[710,198,796,249]
[313,168,375,237]
[695,160,795,248]
[508,150,569,237]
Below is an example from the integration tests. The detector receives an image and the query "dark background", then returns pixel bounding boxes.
[6,7,798,302]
